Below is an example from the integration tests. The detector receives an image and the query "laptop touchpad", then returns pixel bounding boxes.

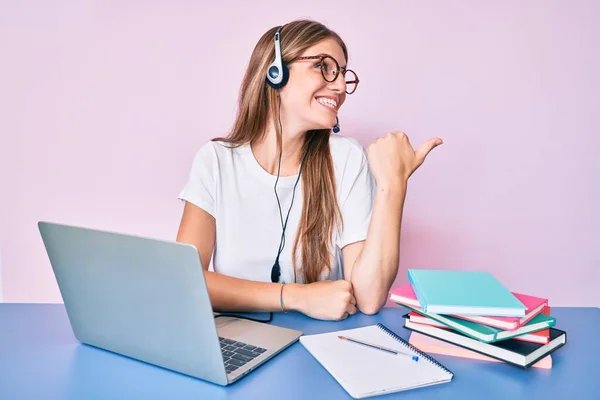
[216,317,258,341]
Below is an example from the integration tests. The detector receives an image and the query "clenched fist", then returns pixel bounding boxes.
[290,280,357,321]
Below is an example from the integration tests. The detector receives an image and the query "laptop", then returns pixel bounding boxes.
[37,221,302,386]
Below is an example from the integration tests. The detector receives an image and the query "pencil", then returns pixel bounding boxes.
[338,335,419,361]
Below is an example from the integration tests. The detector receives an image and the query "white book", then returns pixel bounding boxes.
[299,323,453,399]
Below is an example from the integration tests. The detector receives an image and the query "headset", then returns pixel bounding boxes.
[265,25,340,285]
[266,25,341,134]
[266,26,289,90]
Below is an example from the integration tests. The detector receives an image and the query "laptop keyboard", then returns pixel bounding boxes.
[219,337,267,374]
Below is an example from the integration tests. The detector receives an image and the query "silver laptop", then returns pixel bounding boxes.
[37,221,302,385]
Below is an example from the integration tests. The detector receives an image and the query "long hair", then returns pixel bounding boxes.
[213,20,347,283]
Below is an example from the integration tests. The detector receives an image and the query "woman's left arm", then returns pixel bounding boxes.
[343,131,443,315]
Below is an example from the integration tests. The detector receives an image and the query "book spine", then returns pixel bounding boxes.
[407,271,429,312]
[403,323,529,368]
[402,303,498,343]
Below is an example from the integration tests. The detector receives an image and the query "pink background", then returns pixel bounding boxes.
[1,1,598,306]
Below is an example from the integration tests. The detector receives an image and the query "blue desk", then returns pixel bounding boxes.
[0,304,598,399]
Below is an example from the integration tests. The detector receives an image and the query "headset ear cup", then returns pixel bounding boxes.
[266,63,280,88]
[266,63,289,89]
[279,63,289,88]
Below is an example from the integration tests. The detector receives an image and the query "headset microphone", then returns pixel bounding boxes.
[332,116,340,133]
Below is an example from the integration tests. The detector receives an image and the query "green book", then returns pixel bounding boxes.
[400,304,556,343]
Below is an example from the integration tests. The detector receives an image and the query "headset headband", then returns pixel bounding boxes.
[266,26,289,89]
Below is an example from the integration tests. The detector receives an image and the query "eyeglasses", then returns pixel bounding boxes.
[290,55,359,94]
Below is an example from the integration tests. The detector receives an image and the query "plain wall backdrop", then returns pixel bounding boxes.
[1,1,598,305]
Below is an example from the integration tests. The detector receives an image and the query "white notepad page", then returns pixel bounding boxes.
[299,324,453,399]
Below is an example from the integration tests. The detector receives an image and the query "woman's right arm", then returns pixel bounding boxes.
[175,201,357,319]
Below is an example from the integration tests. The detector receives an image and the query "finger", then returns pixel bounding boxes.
[344,281,355,296]
[415,138,443,161]
[347,302,357,315]
[349,294,356,305]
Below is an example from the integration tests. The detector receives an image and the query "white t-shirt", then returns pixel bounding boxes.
[178,134,375,284]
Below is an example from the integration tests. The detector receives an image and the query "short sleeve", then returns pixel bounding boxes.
[178,141,218,217]
[336,144,375,248]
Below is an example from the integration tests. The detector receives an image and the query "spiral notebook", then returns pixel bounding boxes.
[299,324,453,398]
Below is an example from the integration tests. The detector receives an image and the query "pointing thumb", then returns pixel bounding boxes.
[416,138,443,161]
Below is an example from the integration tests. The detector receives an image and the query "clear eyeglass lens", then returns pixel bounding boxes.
[320,57,339,82]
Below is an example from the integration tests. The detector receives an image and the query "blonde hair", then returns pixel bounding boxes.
[214,20,347,283]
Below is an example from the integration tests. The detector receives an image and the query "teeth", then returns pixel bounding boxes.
[316,97,337,109]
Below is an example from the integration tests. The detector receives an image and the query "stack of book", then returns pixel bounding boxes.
[388,269,567,369]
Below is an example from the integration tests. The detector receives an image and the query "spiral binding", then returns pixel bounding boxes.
[376,323,454,376]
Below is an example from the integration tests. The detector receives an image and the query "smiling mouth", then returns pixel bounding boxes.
[315,96,338,111]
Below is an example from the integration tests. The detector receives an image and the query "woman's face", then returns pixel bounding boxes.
[279,38,348,133]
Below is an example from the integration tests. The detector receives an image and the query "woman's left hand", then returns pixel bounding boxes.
[366,131,442,188]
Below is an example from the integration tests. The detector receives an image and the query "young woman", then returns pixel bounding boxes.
[176,20,442,321]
